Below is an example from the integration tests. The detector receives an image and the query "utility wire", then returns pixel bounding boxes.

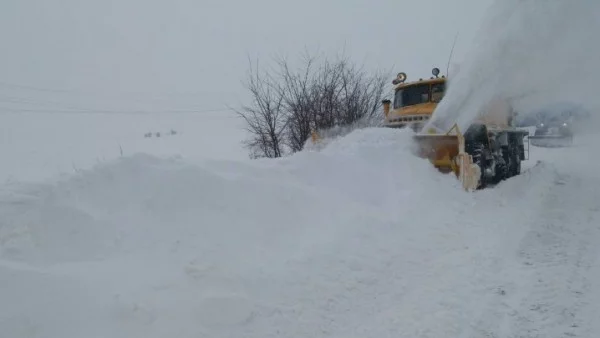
[0,80,240,115]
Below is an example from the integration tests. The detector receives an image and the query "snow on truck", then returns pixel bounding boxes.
[383,68,530,191]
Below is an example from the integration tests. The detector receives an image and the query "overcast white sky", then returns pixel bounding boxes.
[0,0,493,113]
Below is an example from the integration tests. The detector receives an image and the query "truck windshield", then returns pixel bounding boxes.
[393,84,430,108]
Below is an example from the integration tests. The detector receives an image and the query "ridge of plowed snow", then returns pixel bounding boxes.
[1,127,599,337]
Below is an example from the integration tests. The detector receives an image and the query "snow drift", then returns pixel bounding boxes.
[3,126,600,337]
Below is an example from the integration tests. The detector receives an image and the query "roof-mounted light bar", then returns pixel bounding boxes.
[392,72,407,85]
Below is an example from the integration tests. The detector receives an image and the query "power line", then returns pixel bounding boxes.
[0,106,237,115]
[0,80,230,98]
[0,79,246,115]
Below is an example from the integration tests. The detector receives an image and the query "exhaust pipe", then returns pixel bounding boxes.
[382,99,391,117]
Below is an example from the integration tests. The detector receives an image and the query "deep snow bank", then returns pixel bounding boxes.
[0,128,446,264]
[0,127,595,337]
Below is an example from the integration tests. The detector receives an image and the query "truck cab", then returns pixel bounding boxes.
[382,68,447,132]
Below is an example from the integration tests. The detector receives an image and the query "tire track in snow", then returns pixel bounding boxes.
[497,169,600,337]
[445,161,600,338]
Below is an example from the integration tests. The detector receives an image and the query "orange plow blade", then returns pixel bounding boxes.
[411,124,481,191]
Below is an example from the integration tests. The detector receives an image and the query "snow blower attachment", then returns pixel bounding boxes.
[413,124,481,191]
[412,121,529,191]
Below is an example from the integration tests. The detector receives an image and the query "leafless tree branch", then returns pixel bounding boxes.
[237,51,388,158]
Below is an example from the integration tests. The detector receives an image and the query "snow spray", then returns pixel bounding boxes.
[424,0,600,133]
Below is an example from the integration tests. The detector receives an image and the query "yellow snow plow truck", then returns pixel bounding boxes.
[383,68,529,191]
[382,69,445,131]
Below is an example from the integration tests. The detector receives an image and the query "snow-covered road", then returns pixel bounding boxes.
[0,128,598,337]
[484,136,600,338]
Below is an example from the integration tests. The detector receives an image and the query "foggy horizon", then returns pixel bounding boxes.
[1,0,493,113]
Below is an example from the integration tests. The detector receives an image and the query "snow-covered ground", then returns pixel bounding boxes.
[1,118,599,337]
[0,111,247,183]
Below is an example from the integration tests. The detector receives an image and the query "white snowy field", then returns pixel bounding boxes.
[1,116,599,337]
[0,111,247,183]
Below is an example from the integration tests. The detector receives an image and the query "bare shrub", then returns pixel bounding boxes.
[236,51,389,158]
[234,58,288,159]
